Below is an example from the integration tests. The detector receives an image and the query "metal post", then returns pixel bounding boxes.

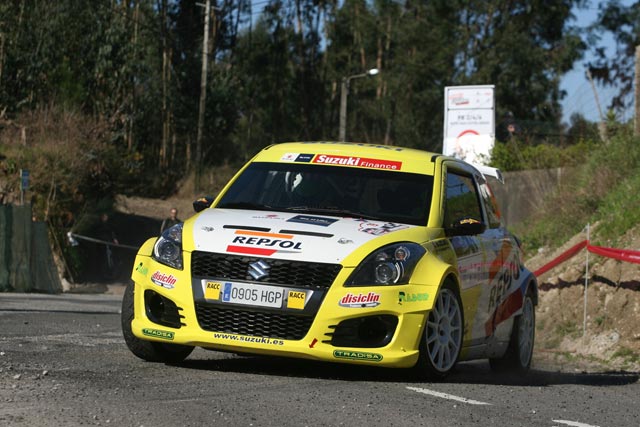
[339,78,349,142]
[583,223,590,339]
[586,69,608,144]
[337,69,379,142]
[195,0,210,194]
[635,45,640,135]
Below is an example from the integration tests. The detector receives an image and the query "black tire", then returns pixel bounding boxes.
[415,282,464,380]
[489,289,535,373]
[121,281,194,363]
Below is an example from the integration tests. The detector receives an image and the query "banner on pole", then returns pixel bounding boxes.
[443,85,495,165]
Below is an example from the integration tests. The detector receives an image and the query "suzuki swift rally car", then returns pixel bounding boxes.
[122,142,538,378]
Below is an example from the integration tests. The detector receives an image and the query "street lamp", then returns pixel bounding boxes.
[339,68,379,142]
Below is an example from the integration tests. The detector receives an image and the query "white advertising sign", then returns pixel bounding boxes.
[443,85,495,165]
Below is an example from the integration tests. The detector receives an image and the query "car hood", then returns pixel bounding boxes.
[190,208,416,264]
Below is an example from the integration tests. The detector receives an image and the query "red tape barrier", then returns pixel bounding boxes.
[533,240,640,277]
[588,244,640,264]
[533,240,588,277]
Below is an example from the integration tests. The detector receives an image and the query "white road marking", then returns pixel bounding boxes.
[406,386,491,405]
[552,420,600,427]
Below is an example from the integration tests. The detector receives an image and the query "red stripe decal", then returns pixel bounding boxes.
[485,288,523,336]
[226,245,277,256]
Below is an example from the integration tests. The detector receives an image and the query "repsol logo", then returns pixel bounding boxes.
[227,230,304,256]
[232,236,302,250]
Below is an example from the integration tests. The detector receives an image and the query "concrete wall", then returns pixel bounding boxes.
[489,167,569,227]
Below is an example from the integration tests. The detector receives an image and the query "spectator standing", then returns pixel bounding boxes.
[96,213,119,280]
[160,207,180,233]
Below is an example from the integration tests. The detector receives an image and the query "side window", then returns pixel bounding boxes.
[478,181,502,229]
[443,171,483,228]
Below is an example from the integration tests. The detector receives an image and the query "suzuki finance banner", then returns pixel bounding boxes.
[443,85,495,165]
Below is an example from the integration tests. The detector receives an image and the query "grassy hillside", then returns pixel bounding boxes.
[509,128,640,251]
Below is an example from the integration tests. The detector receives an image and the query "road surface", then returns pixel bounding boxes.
[1,292,638,426]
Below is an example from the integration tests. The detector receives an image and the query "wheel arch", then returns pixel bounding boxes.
[521,270,539,306]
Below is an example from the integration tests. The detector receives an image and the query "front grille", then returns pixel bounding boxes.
[195,304,313,340]
[191,252,341,289]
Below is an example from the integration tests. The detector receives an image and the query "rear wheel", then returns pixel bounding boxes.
[489,289,535,372]
[415,282,463,380]
[121,281,194,363]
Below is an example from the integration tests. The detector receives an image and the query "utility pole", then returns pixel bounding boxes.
[195,0,211,194]
[338,68,379,142]
[586,69,608,144]
[635,45,640,136]
[339,77,349,142]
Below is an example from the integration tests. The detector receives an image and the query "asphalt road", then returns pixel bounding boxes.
[1,292,638,427]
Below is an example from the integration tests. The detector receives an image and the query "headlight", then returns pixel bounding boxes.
[346,243,426,286]
[152,223,184,270]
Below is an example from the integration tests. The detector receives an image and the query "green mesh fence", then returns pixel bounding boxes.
[0,205,9,291]
[11,204,32,292]
[31,221,62,293]
[0,204,62,293]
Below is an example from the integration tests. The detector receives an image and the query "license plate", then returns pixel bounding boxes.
[201,280,312,309]
[217,281,285,308]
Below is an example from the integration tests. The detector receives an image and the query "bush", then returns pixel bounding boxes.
[513,127,640,250]
[490,138,599,171]
[0,106,122,280]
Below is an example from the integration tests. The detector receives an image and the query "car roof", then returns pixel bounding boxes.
[255,141,439,175]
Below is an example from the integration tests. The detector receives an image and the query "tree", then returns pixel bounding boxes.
[323,0,585,151]
[589,0,640,111]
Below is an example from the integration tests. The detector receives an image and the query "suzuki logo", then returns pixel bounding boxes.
[248,260,270,281]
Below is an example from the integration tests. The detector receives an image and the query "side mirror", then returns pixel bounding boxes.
[193,196,215,213]
[445,217,486,237]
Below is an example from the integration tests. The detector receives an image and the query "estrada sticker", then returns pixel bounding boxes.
[142,328,174,340]
[287,290,307,309]
[226,230,303,256]
[333,350,383,362]
[313,154,402,170]
[287,215,338,227]
[339,292,381,308]
[150,271,177,289]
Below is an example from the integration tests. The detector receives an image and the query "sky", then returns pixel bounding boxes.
[560,0,635,124]
[247,1,631,125]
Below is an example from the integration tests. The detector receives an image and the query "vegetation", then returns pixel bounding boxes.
[511,123,640,250]
[1,1,639,278]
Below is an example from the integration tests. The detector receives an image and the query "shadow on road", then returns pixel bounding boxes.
[171,354,639,387]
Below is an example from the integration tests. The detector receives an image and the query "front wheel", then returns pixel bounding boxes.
[489,289,535,372]
[415,282,463,380]
[121,281,194,363]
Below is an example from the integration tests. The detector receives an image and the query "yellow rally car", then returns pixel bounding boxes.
[122,142,538,378]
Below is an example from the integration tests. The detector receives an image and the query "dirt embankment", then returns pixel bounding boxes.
[527,224,640,372]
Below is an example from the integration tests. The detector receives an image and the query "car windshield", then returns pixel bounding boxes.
[217,162,434,226]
